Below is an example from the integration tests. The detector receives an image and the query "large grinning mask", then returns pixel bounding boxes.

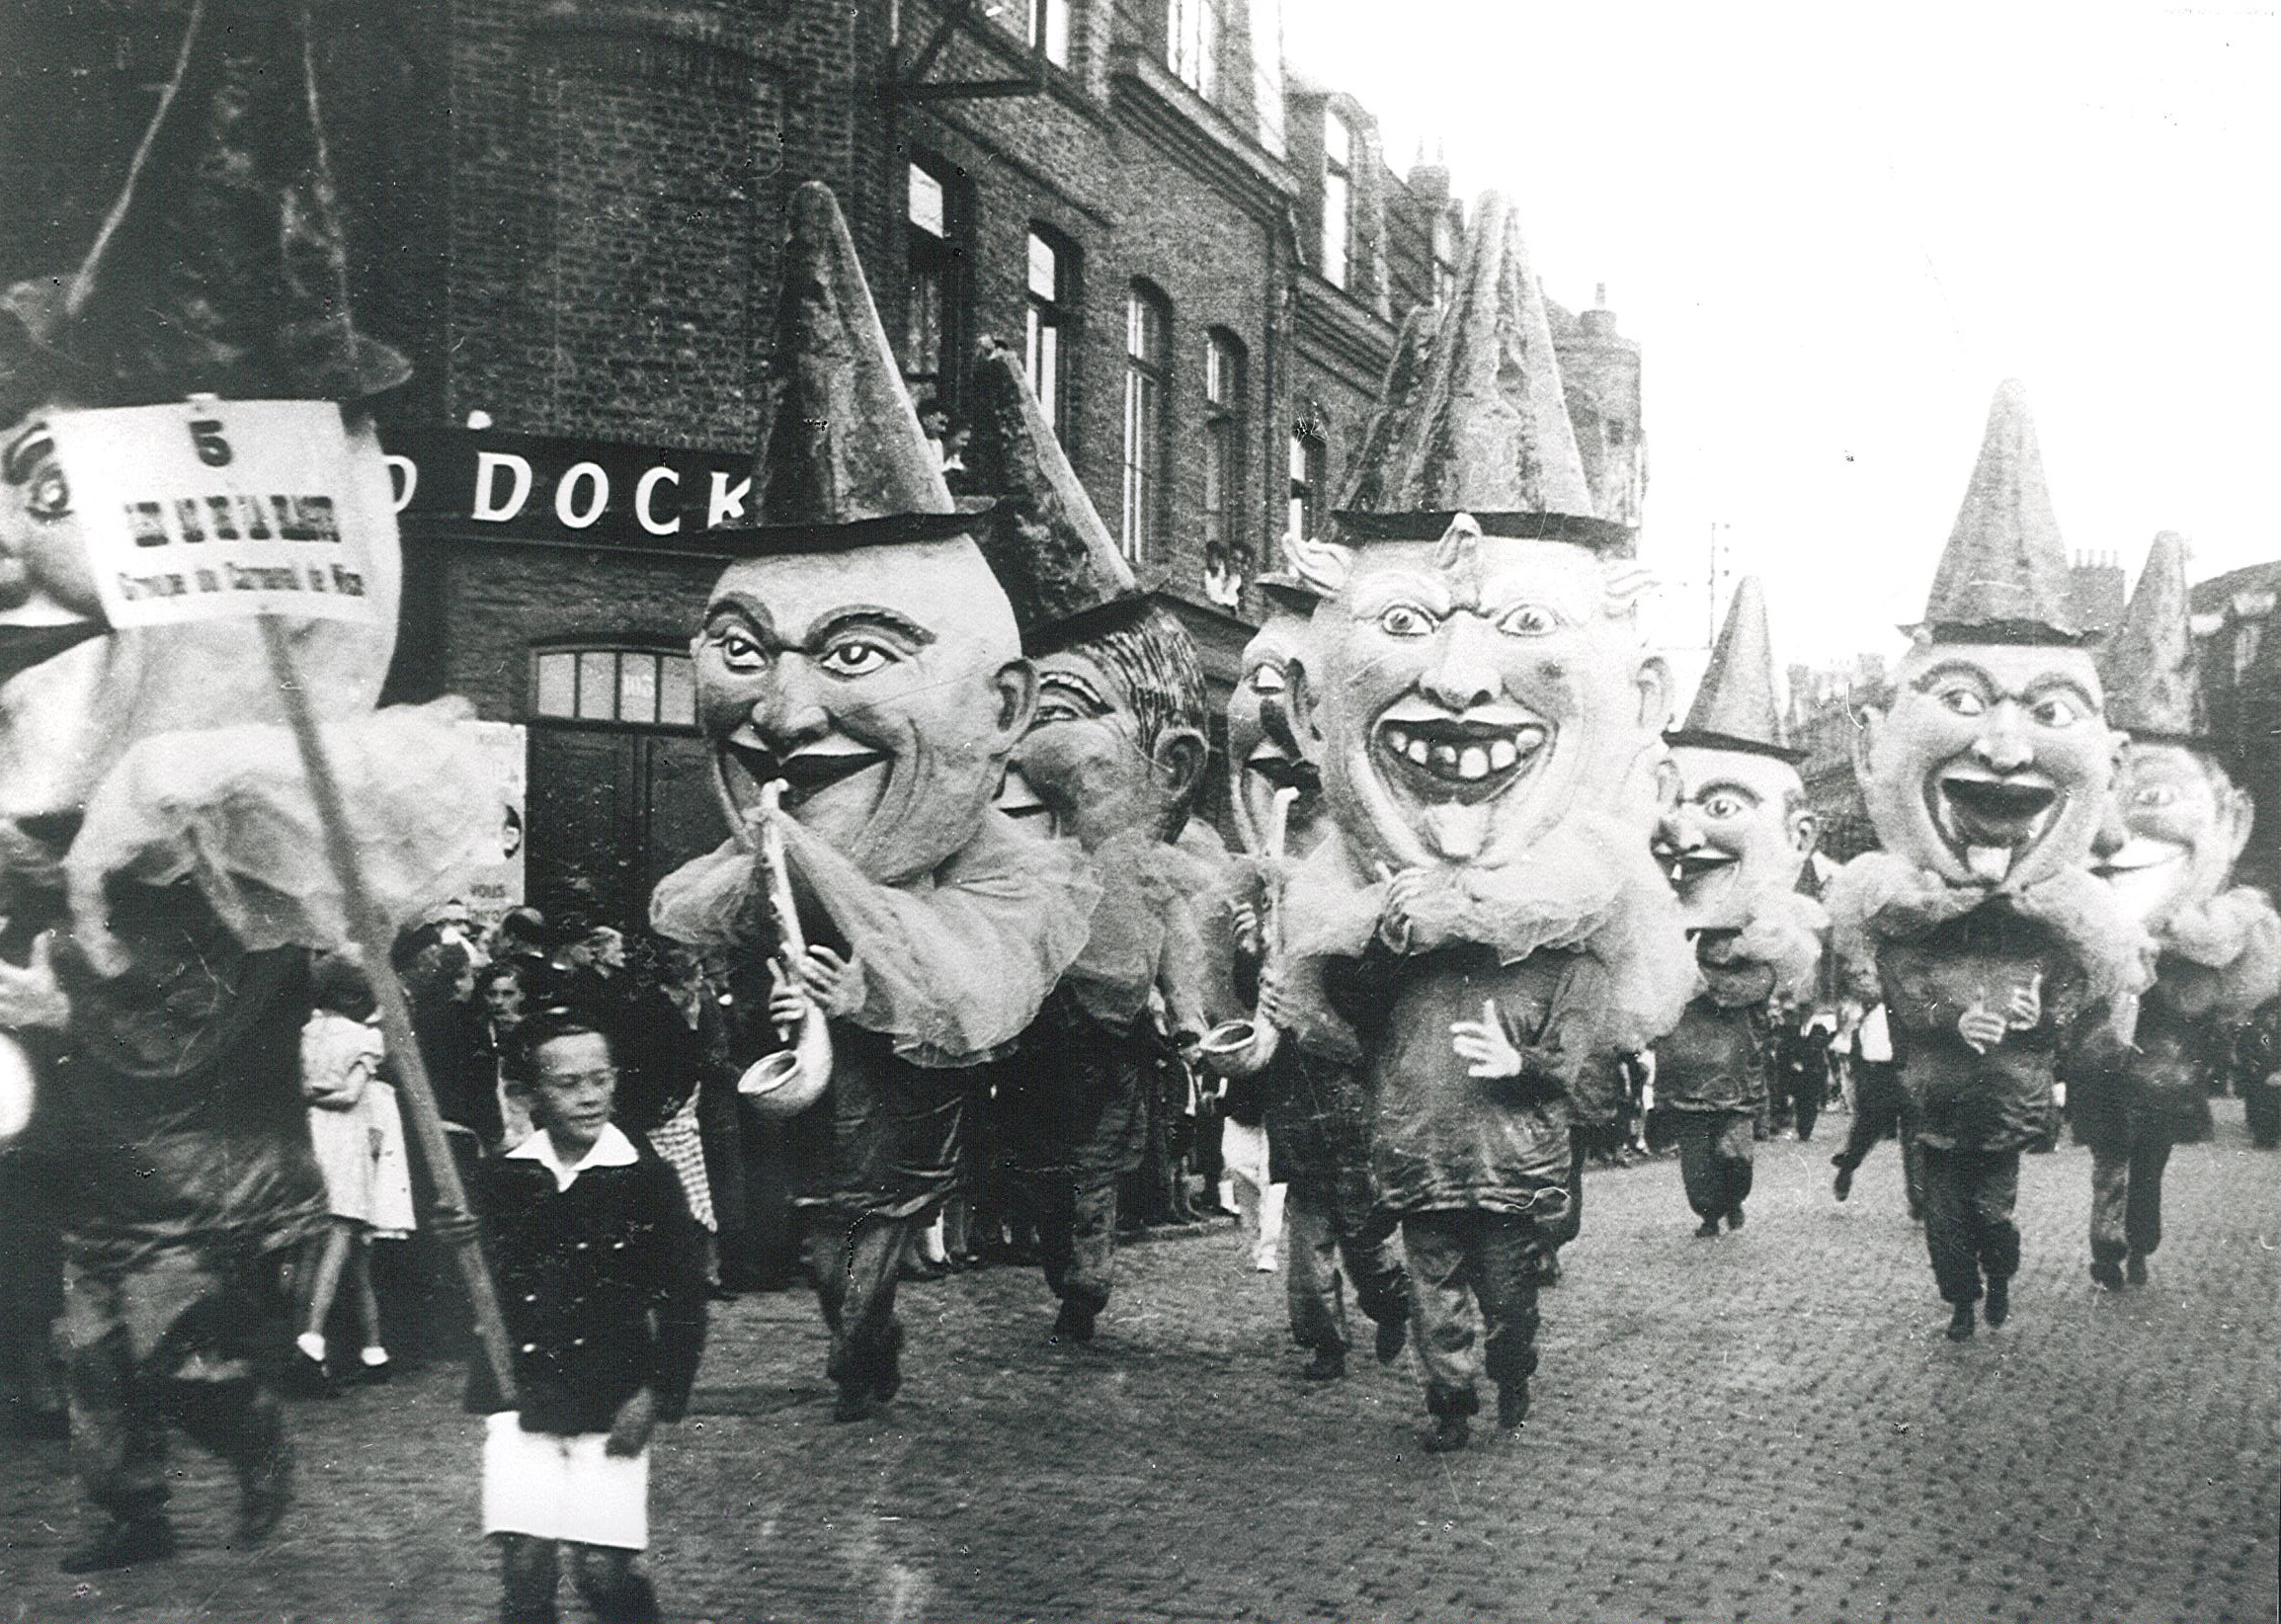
[2095,742,2253,928]
[1304,522,1670,870]
[1658,746,1815,933]
[1856,639,2121,891]
[693,538,1032,886]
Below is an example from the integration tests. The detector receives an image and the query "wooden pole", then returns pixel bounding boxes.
[257,614,518,1406]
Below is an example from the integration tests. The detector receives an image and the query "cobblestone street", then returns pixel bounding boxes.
[6,1106,2276,1624]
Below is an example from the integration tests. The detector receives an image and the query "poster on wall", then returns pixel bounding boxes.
[455,718,528,933]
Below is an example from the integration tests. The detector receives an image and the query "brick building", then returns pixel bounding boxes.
[2192,560,2280,893]
[2,0,1646,929]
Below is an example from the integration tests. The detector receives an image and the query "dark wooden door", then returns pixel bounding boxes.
[528,727,726,934]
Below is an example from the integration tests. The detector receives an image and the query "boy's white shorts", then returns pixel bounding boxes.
[481,1411,648,1550]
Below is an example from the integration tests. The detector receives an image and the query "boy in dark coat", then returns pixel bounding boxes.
[471,1013,706,1624]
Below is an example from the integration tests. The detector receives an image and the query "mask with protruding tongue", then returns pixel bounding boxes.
[1931,766,2063,885]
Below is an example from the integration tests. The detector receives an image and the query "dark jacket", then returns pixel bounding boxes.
[1263,1040,1377,1226]
[473,1128,707,1435]
[43,879,326,1269]
[1877,902,2088,1154]
[2067,978,2229,1144]
[1655,996,1768,1114]
[1332,942,1604,1216]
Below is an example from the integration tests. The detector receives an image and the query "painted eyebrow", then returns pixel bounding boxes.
[1037,667,1110,711]
[3,423,53,486]
[1907,661,1998,695]
[1690,779,1764,805]
[798,607,937,649]
[700,596,777,641]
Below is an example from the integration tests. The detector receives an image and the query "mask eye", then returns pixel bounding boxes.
[816,638,895,679]
[1375,603,1436,639]
[1701,791,1748,820]
[1249,663,1287,694]
[1937,687,1986,717]
[2132,783,2176,809]
[705,625,766,673]
[25,463,69,522]
[2030,694,2080,728]
[1032,693,1084,725]
[1495,603,1557,637]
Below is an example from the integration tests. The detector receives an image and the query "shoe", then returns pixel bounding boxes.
[2089,1259,2124,1291]
[1254,1255,1278,1273]
[2126,1254,2149,1286]
[285,1345,335,1399]
[1694,1218,1722,1239]
[1049,1297,1097,1345]
[60,1515,176,1573]
[1423,1415,1470,1454]
[1725,1205,1747,1231]
[1946,1303,1976,1342]
[706,1281,743,1301]
[1832,1163,1854,1201]
[898,1258,947,1282]
[1983,1277,2009,1328]
[237,1437,293,1545]
[1374,1314,1409,1366]
[1301,1346,1346,1381]
[873,1325,905,1404]
[356,1347,393,1384]
[831,1385,881,1422]
[1496,1379,1529,1430]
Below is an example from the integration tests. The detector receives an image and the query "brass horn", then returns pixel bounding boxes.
[736,778,832,1117]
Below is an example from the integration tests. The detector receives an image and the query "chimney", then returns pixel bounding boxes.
[1580,285,1618,341]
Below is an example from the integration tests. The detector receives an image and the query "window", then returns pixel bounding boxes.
[1031,0,1070,66]
[2238,620,2264,681]
[1430,208,1458,305]
[1288,423,1327,542]
[904,156,969,405]
[1169,0,1221,100]
[1121,282,1171,564]
[1202,330,1247,593]
[531,646,698,729]
[1322,112,1353,289]
[1025,227,1077,439]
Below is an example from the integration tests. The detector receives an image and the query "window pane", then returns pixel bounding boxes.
[1127,289,1165,365]
[1122,370,1161,561]
[1028,318,1059,428]
[1289,432,1308,483]
[1039,0,1070,65]
[534,652,577,718]
[1202,424,1228,545]
[908,164,944,238]
[1323,173,1349,287]
[617,653,659,725]
[659,655,696,727]
[1325,112,1351,168]
[576,652,616,720]
[1027,232,1058,301]
[907,264,942,380]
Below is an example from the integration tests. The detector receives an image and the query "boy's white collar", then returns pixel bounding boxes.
[508,1120,638,1190]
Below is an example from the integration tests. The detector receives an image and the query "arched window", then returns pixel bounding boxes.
[1122,282,1172,563]
[530,643,698,729]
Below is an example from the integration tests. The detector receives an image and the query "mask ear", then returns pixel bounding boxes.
[2220,782,2256,869]
[1285,654,1327,761]
[1635,655,1673,735]
[1789,805,1821,859]
[1152,724,1207,818]
[1285,533,1353,598]
[992,659,1038,742]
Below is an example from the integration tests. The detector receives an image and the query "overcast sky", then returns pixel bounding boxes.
[1283,0,2279,681]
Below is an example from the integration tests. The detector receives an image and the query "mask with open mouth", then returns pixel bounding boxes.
[1858,639,2120,891]
[1311,531,1669,870]
[1657,745,1816,933]
[1227,586,1325,859]
[694,541,1030,886]
[2094,742,2252,927]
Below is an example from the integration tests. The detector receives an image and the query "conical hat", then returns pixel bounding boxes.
[1335,191,1625,551]
[2101,531,2210,743]
[0,0,408,426]
[1670,576,1799,762]
[962,336,1144,653]
[1919,380,2079,643]
[717,182,980,553]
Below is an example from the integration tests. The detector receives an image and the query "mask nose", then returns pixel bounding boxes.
[1418,616,1501,712]
[750,659,830,751]
[1971,703,2034,774]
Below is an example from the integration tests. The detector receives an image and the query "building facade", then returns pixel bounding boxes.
[3,0,1646,931]
[2193,561,2280,894]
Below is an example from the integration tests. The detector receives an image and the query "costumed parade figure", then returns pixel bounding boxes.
[2069,532,2278,1288]
[1651,577,1826,1238]
[649,192,1097,1422]
[0,0,493,1569]
[1203,555,1410,1381]
[1828,381,2149,1342]
[1279,193,1694,1451]
[961,336,1224,1346]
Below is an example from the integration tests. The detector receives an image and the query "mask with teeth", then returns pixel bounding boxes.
[1306,531,1671,871]
[2094,742,2253,929]
[1856,639,2122,892]
[1656,746,1817,934]
[692,541,1035,885]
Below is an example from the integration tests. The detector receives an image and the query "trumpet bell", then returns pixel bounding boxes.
[737,1049,827,1117]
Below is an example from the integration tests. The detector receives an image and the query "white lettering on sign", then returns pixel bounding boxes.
[634,465,682,535]
[472,451,534,523]
[45,400,391,628]
[707,470,751,528]
[554,461,609,529]
[384,453,418,514]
